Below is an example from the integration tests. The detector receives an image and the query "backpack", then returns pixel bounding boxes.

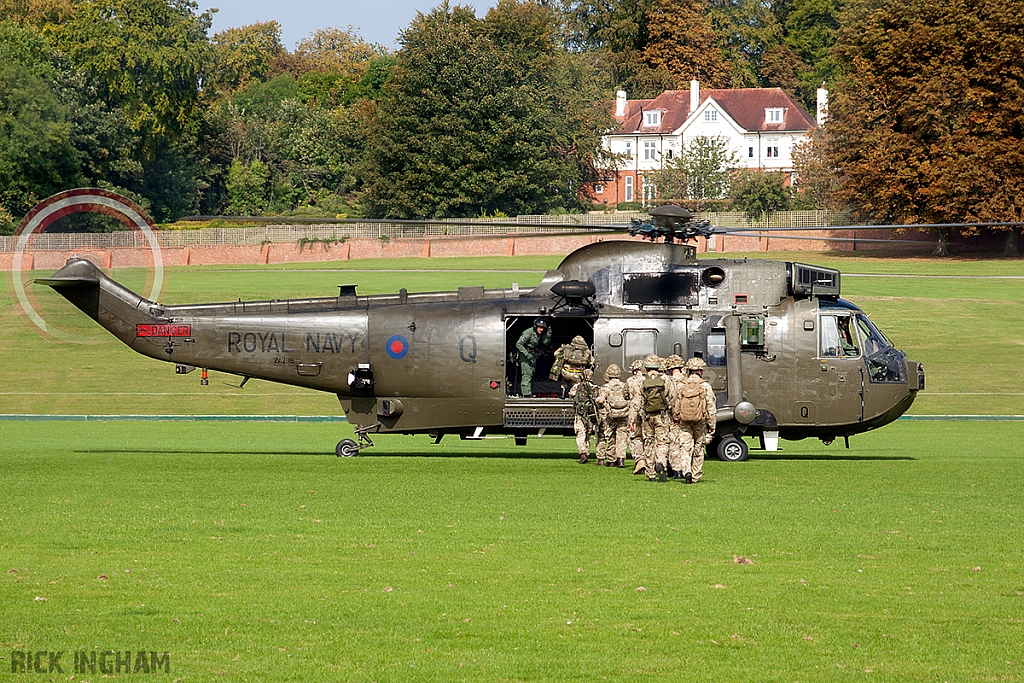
[675,376,707,422]
[605,381,629,418]
[642,376,667,414]
[566,343,590,365]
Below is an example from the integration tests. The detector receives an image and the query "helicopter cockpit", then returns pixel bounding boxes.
[820,300,906,384]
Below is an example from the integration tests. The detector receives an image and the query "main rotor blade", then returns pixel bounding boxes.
[722,231,941,245]
[182,215,630,231]
[716,221,1024,233]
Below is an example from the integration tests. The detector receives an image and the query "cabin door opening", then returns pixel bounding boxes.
[504,316,595,397]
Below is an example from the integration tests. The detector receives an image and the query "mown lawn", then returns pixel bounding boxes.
[1,420,1022,682]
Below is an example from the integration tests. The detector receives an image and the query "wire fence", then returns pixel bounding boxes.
[1,210,852,252]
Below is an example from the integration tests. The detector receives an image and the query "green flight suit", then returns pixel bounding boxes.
[517,326,552,396]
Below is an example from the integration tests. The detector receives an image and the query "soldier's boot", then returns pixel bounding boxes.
[633,459,645,475]
[616,458,625,468]
[578,453,588,464]
[684,472,693,484]
[655,462,667,483]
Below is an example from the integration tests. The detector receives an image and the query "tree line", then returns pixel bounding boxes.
[1,0,1021,253]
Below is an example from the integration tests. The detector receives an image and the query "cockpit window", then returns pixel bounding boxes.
[855,314,906,383]
[820,315,859,358]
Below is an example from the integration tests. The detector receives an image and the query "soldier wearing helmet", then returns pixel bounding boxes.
[640,354,674,482]
[550,335,594,395]
[672,356,717,483]
[569,366,600,463]
[626,359,647,474]
[663,354,688,480]
[595,364,630,467]
[516,318,553,397]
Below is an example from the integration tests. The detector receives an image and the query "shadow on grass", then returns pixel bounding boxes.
[75,448,574,460]
[749,452,915,461]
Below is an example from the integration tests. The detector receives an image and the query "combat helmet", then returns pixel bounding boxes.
[533,317,549,330]
[604,364,622,382]
[684,356,707,373]
[664,354,684,372]
[643,353,662,370]
[629,359,645,373]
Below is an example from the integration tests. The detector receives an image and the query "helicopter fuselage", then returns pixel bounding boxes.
[39,240,923,456]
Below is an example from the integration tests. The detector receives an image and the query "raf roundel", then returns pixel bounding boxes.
[385,334,410,359]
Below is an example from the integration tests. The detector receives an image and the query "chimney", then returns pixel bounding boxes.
[615,90,627,118]
[816,83,829,125]
[690,79,700,112]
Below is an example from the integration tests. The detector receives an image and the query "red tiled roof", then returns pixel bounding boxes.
[612,88,815,135]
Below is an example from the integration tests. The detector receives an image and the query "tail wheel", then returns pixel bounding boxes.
[336,439,359,457]
[716,435,749,462]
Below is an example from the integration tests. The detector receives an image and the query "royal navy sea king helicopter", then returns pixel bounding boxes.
[37,205,926,461]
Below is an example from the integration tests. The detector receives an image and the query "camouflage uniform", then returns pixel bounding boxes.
[516,320,552,397]
[596,364,630,467]
[663,355,687,478]
[550,335,594,393]
[626,360,647,474]
[676,357,718,483]
[569,369,599,464]
[640,355,675,481]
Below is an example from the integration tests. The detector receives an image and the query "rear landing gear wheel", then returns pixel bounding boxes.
[336,439,358,457]
[716,435,749,462]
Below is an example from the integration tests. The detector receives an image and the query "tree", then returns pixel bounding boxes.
[211,21,285,91]
[642,0,730,88]
[0,61,82,233]
[827,0,1024,255]
[294,26,381,80]
[706,0,783,87]
[731,169,792,220]
[50,0,214,145]
[360,0,612,218]
[791,126,839,210]
[650,135,737,209]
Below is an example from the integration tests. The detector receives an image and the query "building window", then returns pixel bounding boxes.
[765,146,779,158]
[643,140,657,160]
[704,109,717,122]
[594,183,603,194]
[624,176,634,202]
[643,180,657,204]
[624,141,633,159]
[748,147,754,158]
[644,111,661,126]
[666,149,673,159]
[765,108,784,123]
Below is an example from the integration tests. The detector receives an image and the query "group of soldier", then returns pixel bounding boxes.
[573,354,716,483]
[516,318,717,483]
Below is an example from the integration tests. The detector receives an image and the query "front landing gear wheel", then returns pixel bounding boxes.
[336,439,359,457]
[716,435,749,462]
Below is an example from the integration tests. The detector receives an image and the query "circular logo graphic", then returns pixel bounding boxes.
[8,188,163,343]
[385,334,410,359]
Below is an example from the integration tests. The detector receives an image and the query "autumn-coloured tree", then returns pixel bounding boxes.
[294,26,382,80]
[642,0,730,88]
[828,0,1024,255]
[212,22,285,91]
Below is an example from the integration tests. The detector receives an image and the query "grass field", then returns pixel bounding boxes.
[2,251,1022,415]
[2,420,1023,681]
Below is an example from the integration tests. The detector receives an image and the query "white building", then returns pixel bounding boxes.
[593,80,824,205]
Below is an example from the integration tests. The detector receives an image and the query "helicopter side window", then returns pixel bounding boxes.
[820,315,859,358]
[856,314,906,383]
[706,331,726,366]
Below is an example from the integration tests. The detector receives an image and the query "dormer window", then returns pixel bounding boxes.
[644,111,662,126]
[766,108,785,123]
[704,109,717,122]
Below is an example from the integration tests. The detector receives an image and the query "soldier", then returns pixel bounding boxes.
[662,354,688,480]
[640,354,674,482]
[596,364,630,467]
[674,357,717,483]
[516,318,553,397]
[550,335,594,394]
[626,359,647,475]
[569,368,600,464]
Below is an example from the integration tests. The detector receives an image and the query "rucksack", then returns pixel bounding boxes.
[642,376,667,414]
[675,376,706,422]
[605,381,629,418]
[566,343,590,365]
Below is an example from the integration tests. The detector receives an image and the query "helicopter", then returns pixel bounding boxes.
[36,204,929,461]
